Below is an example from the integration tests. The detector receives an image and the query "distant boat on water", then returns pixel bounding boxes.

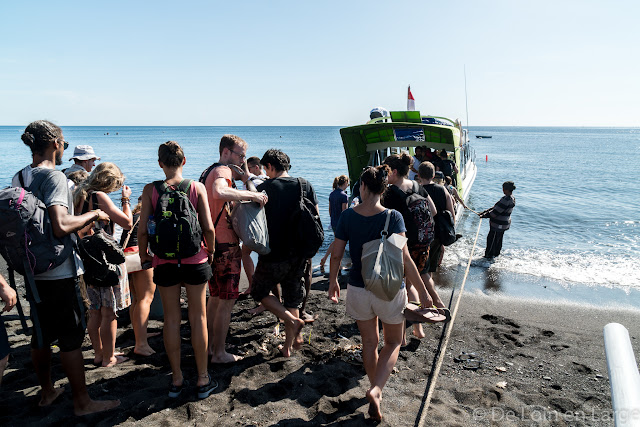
[476,135,492,139]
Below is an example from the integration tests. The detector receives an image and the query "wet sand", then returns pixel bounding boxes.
[1,262,639,426]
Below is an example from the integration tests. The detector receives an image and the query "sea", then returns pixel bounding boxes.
[1,126,639,309]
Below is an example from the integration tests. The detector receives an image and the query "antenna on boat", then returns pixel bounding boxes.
[464,65,469,129]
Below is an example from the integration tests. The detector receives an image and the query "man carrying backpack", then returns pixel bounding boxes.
[251,149,320,357]
[201,135,268,364]
[9,120,119,415]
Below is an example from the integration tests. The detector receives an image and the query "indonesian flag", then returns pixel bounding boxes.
[407,85,415,111]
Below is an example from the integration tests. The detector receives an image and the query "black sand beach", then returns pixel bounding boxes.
[1,259,638,426]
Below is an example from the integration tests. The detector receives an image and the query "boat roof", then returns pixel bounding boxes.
[340,110,462,186]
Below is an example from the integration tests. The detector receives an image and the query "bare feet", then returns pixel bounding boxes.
[210,352,243,364]
[412,323,426,339]
[281,318,305,357]
[249,304,266,316]
[102,355,128,367]
[133,344,156,357]
[366,387,383,422]
[74,398,121,416]
[300,311,318,324]
[38,386,64,407]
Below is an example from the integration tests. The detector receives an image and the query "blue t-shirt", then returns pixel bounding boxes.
[329,188,348,229]
[334,208,406,288]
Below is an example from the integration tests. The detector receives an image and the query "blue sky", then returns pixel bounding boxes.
[1,1,638,126]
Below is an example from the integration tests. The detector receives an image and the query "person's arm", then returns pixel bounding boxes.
[401,234,434,308]
[0,275,17,313]
[341,202,348,212]
[95,189,133,230]
[211,177,266,206]
[426,194,437,217]
[328,238,347,303]
[138,183,154,264]
[194,182,215,264]
[444,191,456,224]
[49,205,109,238]
[229,163,258,192]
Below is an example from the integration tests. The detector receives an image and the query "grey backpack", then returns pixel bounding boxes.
[0,171,74,302]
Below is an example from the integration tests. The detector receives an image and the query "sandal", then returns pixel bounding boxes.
[168,379,189,398]
[197,374,219,399]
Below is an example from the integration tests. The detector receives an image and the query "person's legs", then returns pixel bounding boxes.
[158,285,183,386]
[493,230,504,257]
[366,321,404,421]
[261,296,304,357]
[403,283,425,343]
[356,317,380,385]
[31,346,64,406]
[241,244,254,294]
[87,309,103,365]
[60,348,120,415]
[184,283,210,386]
[100,307,126,367]
[320,240,334,267]
[209,297,241,363]
[131,269,156,356]
[485,229,497,257]
[300,259,315,323]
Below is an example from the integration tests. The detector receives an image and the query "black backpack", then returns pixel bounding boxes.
[292,178,324,258]
[0,170,74,303]
[434,210,457,246]
[390,181,434,247]
[149,180,203,263]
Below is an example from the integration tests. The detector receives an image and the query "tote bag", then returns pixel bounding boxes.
[361,210,408,301]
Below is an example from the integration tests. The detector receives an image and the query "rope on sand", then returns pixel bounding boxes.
[414,218,483,427]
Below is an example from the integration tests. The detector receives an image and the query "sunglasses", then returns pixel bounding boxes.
[58,140,69,150]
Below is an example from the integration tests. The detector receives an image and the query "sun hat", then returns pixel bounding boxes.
[69,145,101,161]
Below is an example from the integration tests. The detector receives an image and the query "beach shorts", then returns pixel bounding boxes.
[27,277,86,352]
[346,284,407,325]
[209,243,242,300]
[154,262,213,287]
[409,244,430,275]
[251,256,307,309]
[428,239,445,273]
[0,320,9,360]
[87,264,131,312]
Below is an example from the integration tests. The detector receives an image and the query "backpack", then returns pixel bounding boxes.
[149,180,203,263]
[0,171,74,303]
[390,181,434,247]
[77,193,125,287]
[434,210,457,246]
[292,178,324,258]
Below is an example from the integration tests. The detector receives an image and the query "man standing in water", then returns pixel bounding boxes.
[480,181,516,258]
[202,135,267,363]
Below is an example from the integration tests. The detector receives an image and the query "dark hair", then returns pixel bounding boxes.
[418,161,435,180]
[440,149,448,158]
[247,156,261,168]
[503,181,516,191]
[219,134,247,155]
[332,174,349,190]
[360,165,390,195]
[158,141,185,167]
[383,152,412,177]
[445,176,452,185]
[21,120,63,156]
[260,149,290,172]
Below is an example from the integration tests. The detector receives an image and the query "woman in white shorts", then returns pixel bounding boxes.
[328,164,436,422]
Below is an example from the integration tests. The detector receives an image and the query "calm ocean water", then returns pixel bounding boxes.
[1,126,639,304]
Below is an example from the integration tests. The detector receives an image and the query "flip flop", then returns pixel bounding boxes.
[404,303,447,323]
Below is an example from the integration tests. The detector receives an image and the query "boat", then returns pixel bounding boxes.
[475,135,492,139]
[339,110,477,221]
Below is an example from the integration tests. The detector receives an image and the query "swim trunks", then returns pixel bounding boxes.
[208,243,242,300]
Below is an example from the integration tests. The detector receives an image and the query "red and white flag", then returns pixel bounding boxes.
[407,85,415,111]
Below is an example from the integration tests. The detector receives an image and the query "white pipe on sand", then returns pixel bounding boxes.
[603,323,640,426]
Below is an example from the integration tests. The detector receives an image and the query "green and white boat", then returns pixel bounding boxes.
[339,110,477,220]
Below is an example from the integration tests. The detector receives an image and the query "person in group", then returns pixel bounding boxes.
[202,135,267,364]
[251,149,318,357]
[422,146,435,163]
[13,120,119,415]
[319,175,349,270]
[381,153,446,343]
[444,175,468,211]
[327,165,439,422]
[138,141,217,398]
[120,197,157,357]
[436,149,458,186]
[0,274,17,386]
[239,156,268,296]
[418,163,456,287]
[408,146,423,180]
[479,181,516,258]
[73,162,133,368]
[64,145,101,178]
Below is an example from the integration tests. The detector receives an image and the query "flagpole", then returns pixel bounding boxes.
[464,66,469,129]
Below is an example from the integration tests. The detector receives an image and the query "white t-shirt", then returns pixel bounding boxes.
[409,156,421,180]
[239,173,268,191]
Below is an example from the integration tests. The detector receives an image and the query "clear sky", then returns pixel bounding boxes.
[1,1,638,126]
